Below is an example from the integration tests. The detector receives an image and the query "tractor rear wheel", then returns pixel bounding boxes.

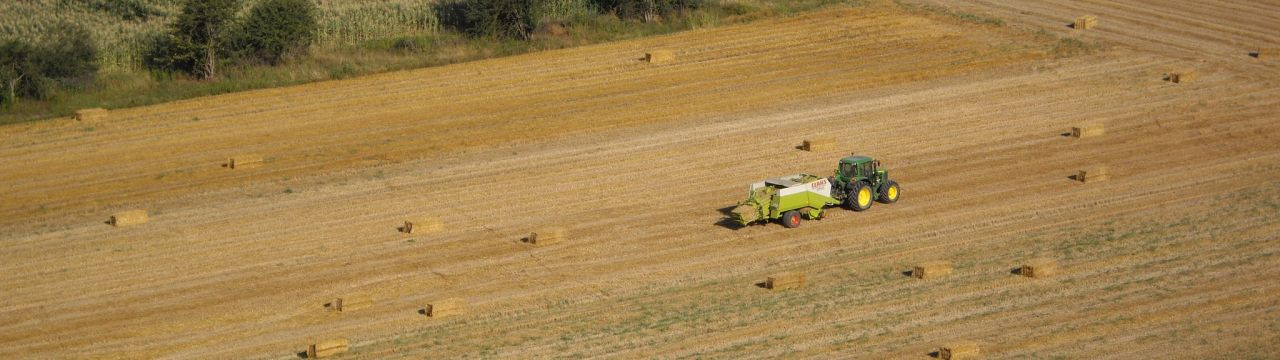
[878,180,900,204]
[847,181,874,211]
[781,211,802,228]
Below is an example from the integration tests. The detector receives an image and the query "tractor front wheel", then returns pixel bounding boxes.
[878,180,900,204]
[781,211,802,228]
[848,182,874,211]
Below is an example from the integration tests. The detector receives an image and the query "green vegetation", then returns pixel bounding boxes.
[0,0,864,124]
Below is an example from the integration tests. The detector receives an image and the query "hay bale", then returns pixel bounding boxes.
[1169,70,1197,84]
[1020,258,1058,278]
[74,108,108,122]
[912,261,952,279]
[526,227,566,246]
[1070,124,1105,138]
[227,154,263,169]
[424,297,466,318]
[307,338,349,358]
[1257,47,1277,60]
[802,138,836,152]
[109,210,148,227]
[1077,166,1109,183]
[940,342,980,360]
[325,294,373,312]
[645,50,675,64]
[403,217,443,234]
[765,272,806,291]
[1074,15,1097,29]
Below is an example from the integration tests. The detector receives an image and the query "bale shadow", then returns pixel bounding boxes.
[754,281,770,289]
[714,205,746,230]
[1066,23,1077,29]
[1010,267,1024,275]
[1059,131,1074,137]
[927,350,941,358]
[296,350,309,359]
[901,270,915,278]
[1067,174,1081,182]
[714,218,745,230]
[519,236,533,244]
[1249,51,1261,58]
[418,308,429,316]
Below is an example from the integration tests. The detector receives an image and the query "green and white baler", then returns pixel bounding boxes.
[730,155,900,228]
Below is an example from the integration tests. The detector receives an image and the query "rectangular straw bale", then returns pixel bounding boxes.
[645,50,675,64]
[228,154,263,169]
[326,294,373,312]
[528,227,566,246]
[1170,70,1197,83]
[1077,166,1109,183]
[1070,124,1105,138]
[109,210,148,227]
[912,261,953,279]
[424,297,466,318]
[74,108,108,122]
[940,342,980,360]
[1074,15,1097,29]
[404,217,443,234]
[1020,258,1058,278]
[802,138,836,152]
[1257,48,1277,60]
[765,272,806,290]
[307,338,349,358]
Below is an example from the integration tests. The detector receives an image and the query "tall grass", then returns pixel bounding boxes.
[1,0,866,124]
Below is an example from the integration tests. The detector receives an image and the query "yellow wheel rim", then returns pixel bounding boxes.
[888,186,898,200]
[858,187,871,207]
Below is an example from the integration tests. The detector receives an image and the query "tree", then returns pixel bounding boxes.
[464,0,539,40]
[1,24,98,107]
[170,0,240,79]
[590,0,703,21]
[235,0,319,65]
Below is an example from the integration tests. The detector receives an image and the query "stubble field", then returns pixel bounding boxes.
[1,0,1278,358]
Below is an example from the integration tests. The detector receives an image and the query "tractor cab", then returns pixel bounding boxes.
[837,155,881,183]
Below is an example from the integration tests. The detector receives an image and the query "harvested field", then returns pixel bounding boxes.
[2,1,1280,359]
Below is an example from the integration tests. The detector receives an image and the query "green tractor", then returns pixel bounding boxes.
[730,155,900,228]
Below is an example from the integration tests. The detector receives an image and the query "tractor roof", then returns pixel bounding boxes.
[841,155,874,164]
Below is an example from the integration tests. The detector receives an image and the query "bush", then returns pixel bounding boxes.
[463,0,540,40]
[145,0,240,79]
[590,0,705,20]
[234,0,319,65]
[1,24,98,106]
[88,0,164,22]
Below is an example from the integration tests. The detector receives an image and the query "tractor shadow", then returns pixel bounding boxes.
[714,205,746,230]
